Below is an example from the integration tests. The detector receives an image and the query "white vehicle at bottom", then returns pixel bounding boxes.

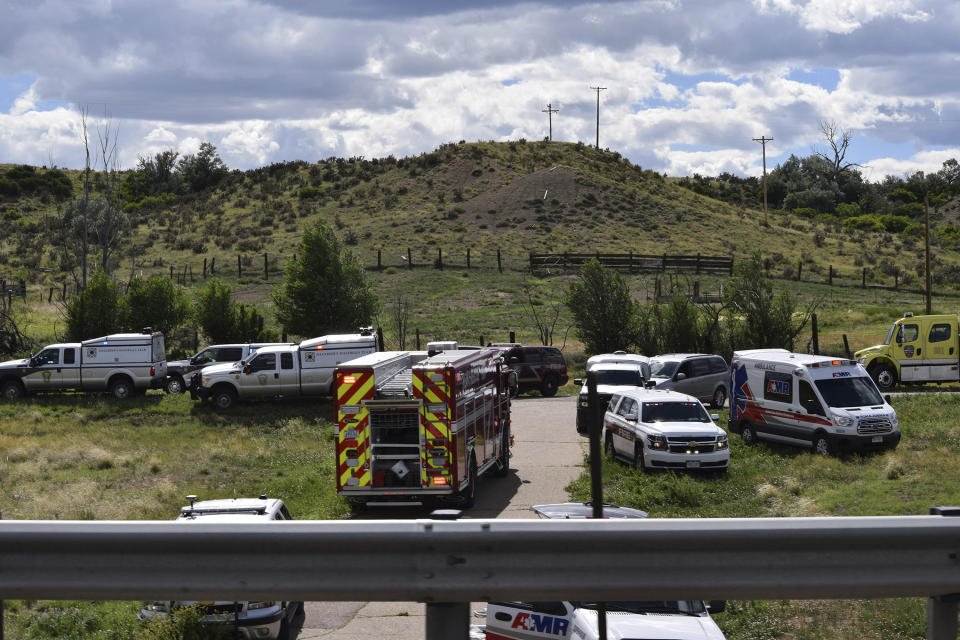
[138,495,301,640]
[603,388,729,472]
[485,600,726,640]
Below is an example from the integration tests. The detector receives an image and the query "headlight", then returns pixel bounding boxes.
[247,601,276,610]
[890,413,899,427]
[646,434,667,450]
[858,357,867,365]
[578,395,588,408]
[716,435,728,449]
[142,601,169,612]
[834,415,855,428]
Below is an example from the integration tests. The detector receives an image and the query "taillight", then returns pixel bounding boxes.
[150,366,155,376]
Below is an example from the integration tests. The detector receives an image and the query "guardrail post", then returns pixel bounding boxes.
[425,602,468,640]
[927,595,959,640]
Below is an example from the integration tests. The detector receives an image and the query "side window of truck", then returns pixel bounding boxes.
[929,324,951,343]
[63,348,76,365]
[281,353,294,370]
[522,347,541,363]
[36,349,59,366]
[220,347,243,361]
[899,324,919,343]
[250,353,276,371]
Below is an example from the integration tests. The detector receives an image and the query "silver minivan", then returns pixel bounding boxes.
[649,353,729,409]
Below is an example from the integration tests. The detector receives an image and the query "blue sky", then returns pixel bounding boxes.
[0,0,957,180]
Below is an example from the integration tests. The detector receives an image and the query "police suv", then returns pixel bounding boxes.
[603,388,729,472]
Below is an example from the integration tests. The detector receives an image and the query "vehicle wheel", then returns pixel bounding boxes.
[741,422,757,446]
[491,426,510,477]
[813,432,836,456]
[164,376,185,394]
[634,444,648,473]
[212,387,237,411]
[1,380,26,400]
[604,432,615,458]
[458,455,478,508]
[871,363,897,391]
[540,375,559,398]
[711,386,727,409]
[110,377,134,400]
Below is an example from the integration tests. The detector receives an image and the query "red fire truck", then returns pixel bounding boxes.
[335,349,513,509]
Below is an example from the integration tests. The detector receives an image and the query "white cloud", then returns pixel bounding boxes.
[753,0,931,34]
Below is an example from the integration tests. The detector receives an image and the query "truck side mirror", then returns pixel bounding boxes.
[884,394,892,404]
[675,372,687,381]
[243,366,253,374]
[28,359,36,368]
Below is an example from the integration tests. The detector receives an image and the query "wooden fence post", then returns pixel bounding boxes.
[264,253,268,279]
[842,334,852,359]
[415,328,421,350]
[498,249,502,273]
[895,272,899,290]
[862,268,866,289]
[829,265,833,286]
[437,248,443,270]
[211,257,216,274]
[377,249,382,269]
[797,260,802,281]
[812,313,819,355]
[170,265,174,280]
[61,281,66,300]
[19,279,25,300]
[48,287,54,303]
[480,334,485,347]
[238,255,242,279]
[467,248,471,269]
[509,331,516,343]
[376,327,384,351]
[203,258,207,278]
[407,248,413,270]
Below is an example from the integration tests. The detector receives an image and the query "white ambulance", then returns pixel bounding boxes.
[729,349,900,455]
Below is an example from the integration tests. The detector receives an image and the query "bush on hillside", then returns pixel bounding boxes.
[64,270,121,341]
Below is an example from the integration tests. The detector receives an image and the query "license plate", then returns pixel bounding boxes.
[872,436,883,443]
[686,460,700,469]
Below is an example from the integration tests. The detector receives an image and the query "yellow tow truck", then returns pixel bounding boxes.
[855,312,960,391]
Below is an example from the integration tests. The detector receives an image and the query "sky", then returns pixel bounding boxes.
[0,0,958,180]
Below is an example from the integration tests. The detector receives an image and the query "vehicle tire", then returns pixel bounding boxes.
[1,379,26,400]
[813,431,836,456]
[458,455,478,508]
[740,422,757,446]
[164,375,185,394]
[604,431,615,458]
[540,375,559,398]
[110,377,134,400]
[711,386,727,409]
[491,426,510,477]
[870,363,897,392]
[212,386,237,411]
[634,444,648,473]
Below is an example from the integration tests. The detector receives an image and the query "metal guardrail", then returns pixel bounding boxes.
[1,515,960,639]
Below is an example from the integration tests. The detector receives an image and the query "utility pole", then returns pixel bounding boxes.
[542,103,559,141]
[752,135,773,225]
[590,86,607,149]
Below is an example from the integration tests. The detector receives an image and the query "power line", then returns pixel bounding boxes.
[590,86,607,149]
[541,103,559,141]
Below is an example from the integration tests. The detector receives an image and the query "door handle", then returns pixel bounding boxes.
[951,347,955,355]
[274,373,279,379]
[57,368,62,372]
[917,348,921,356]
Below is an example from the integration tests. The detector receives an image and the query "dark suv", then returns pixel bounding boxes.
[496,344,568,397]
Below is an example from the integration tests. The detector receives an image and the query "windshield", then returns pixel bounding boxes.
[595,370,645,386]
[574,601,706,615]
[649,360,679,378]
[883,323,897,346]
[642,401,711,423]
[814,376,883,408]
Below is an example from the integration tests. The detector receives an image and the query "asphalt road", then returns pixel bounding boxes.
[291,394,584,639]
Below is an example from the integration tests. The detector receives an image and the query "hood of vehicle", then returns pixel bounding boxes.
[853,345,885,360]
[201,362,240,377]
[576,610,723,640]
[166,358,190,369]
[0,358,29,370]
[605,612,722,639]
[645,421,724,436]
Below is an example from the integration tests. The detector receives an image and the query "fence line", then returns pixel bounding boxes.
[530,252,734,275]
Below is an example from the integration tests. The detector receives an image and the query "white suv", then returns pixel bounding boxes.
[603,388,729,472]
[138,495,301,639]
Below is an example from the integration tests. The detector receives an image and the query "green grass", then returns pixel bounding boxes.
[566,394,960,638]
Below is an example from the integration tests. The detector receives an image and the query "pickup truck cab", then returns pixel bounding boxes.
[193,332,376,409]
[603,388,729,472]
[856,312,960,391]
[166,342,291,394]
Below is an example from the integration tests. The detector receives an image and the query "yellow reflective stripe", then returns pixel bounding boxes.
[344,376,374,406]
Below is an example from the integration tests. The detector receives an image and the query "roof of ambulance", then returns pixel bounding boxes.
[734,349,858,367]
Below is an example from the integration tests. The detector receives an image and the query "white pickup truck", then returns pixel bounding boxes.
[0,330,167,400]
[191,332,376,409]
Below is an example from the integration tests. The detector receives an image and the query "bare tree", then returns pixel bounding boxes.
[94,109,126,273]
[521,285,562,346]
[391,294,410,350]
[78,106,91,289]
[815,119,862,182]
